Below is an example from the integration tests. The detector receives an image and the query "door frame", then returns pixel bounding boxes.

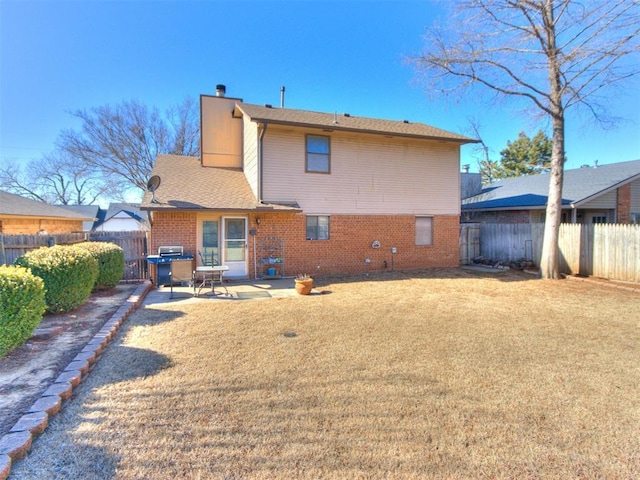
[221,215,248,278]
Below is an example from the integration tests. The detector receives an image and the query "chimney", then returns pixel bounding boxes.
[215,84,226,97]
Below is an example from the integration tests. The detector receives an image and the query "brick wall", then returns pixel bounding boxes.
[253,213,459,277]
[149,211,198,253]
[0,217,83,234]
[616,184,631,224]
[149,210,460,279]
[148,211,198,284]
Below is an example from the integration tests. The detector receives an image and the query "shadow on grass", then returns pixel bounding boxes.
[89,345,174,388]
[127,306,186,328]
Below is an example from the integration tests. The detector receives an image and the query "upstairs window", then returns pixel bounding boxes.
[306,135,330,173]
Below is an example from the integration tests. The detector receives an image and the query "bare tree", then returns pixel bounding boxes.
[0,151,114,205]
[465,118,500,185]
[413,0,640,279]
[58,97,200,196]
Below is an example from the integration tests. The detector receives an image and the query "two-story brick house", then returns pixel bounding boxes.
[141,86,476,280]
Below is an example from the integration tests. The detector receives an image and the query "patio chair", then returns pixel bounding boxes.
[193,250,229,296]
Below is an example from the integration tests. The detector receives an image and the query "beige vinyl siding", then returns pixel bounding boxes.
[262,127,461,215]
[581,190,616,210]
[243,117,259,197]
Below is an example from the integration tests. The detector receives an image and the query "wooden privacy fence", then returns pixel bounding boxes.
[459,223,481,265]
[88,231,149,280]
[468,222,640,283]
[558,223,640,283]
[0,231,149,281]
[0,233,86,266]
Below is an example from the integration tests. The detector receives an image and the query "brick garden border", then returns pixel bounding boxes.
[0,281,153,480]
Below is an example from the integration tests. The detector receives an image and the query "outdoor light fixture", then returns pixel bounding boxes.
[256,217,261,225]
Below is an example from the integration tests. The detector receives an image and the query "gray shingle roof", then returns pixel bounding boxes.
[236,103,478,143]
[103,203,148,223]
[462,159,640,211]
[57,204,101,231]
[140,155,299,212]
[0,190,95,220]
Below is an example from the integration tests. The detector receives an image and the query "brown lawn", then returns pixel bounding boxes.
[9,269,640,479]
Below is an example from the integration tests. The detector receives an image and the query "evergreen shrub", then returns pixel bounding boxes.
[75,242,125,290]
[15,244,98,313]
[0,265,47,358]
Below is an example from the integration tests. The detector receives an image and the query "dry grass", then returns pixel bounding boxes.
[10,269,640,479]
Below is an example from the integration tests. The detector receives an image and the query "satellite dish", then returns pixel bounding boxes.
[146,175,161,203]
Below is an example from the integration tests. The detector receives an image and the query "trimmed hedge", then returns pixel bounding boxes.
[15,244,98,313]
[0,265,47,358]
[75,242,125,290]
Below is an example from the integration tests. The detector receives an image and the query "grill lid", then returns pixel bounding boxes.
[158,246,184,257]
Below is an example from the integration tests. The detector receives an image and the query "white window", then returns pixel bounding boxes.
[415,217,433,246]
[306,135,330,173]
[306,215,330,240]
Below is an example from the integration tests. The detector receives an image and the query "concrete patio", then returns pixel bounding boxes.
[145,277,313,304]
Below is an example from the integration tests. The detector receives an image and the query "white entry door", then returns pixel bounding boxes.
[222,216,247,277]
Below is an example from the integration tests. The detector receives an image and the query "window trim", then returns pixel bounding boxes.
[305,134,331,174]
[306,215,330,241]
[415,216,434,246]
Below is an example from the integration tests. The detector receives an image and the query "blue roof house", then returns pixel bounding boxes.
[462,160,640,224]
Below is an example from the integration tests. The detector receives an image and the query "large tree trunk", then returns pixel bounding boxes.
[539,115,564,279]
[539,0,565,280]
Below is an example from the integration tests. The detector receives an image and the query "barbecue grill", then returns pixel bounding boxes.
[147,246,194,296]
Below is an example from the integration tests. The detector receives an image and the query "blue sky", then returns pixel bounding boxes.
[1,0,639,178]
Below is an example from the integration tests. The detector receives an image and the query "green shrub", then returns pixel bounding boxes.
[0,265,47,358]
[15,244,98,313]
[75,242,125,290]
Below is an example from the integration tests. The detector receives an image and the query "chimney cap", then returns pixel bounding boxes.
[215,84,226,97]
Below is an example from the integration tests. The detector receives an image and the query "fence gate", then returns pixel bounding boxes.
[89,231,149,280]
[459,223,480,265]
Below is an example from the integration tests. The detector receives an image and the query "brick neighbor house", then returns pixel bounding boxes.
[0,190,94,235]
[140,86,477,280]
[462,159,640,224]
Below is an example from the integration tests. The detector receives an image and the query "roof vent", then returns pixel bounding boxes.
[344,113,351,117]
[215,84,226,97]
[403,120,409,124]
[265,104,273,108]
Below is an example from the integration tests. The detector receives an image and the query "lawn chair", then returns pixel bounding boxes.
[193,250,229,296]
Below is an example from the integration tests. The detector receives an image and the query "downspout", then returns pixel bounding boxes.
[255,122,267,280]
[258,122,268,203]
[570,204,577,223]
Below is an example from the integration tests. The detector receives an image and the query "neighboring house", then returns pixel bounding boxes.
[462,159,640,224]
[141,86,476,279]
[461,171,482,200]
[58,205,101,232]
[0,190,95,234]
[93,203,149,232]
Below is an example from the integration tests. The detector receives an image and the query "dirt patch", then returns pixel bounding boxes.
[0,283,140,436]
